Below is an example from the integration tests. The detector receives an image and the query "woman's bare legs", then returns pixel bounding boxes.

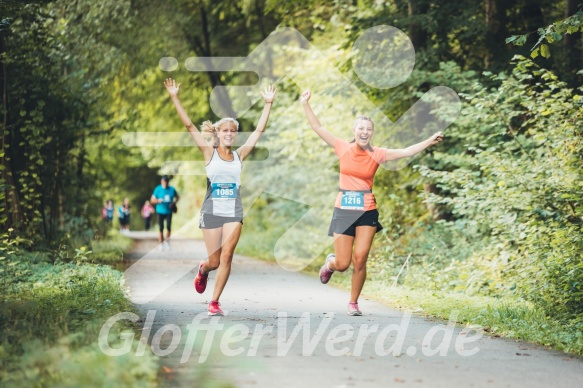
[201,222,242,302]
[350,226,376,302]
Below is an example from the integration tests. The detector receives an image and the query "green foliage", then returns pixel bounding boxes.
[91,231,134,264]
[1,256,129,342]
[44,230,134,265]
[0,0,138,246]
[1,0,582,363]
[237,193,311,262]
[357,282,583,354]
[414,56,583,318]
[506,10,583,58]
[10,337,158,387]
[0,246,158,386]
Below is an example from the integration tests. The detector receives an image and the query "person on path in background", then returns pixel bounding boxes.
[102,199,114,225]
[118,197,131,233]
[141,200,154,231]
[151,175,179,251]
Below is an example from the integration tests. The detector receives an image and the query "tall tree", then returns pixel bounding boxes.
[408,0,428,50]
[0,17,22,230]
[564,0,582,74]
[484,0,508,68]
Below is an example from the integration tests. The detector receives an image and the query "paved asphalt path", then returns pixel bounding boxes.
[122,232,583,387]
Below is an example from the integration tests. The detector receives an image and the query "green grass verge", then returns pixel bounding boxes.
[0,246,158,386]
[329,274,583,355]
[91,231,134,264]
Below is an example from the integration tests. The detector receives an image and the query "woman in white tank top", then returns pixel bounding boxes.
[165,78,276,316]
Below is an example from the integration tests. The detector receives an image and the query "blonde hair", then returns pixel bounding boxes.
[200,118,239,148]
[353,115,374,130]
[216,117,239,130]
[200,120,218,147]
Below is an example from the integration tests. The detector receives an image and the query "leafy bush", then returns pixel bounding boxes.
[91,231,134,264]
[413,57,583,318]
[0,246,158,386]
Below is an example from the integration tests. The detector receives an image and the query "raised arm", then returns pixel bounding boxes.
[384,132,444,161]
[237,85,276,161]
[300,90,337,147]
[164,78,213,160]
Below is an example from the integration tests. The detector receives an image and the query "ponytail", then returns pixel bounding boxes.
[200,120,219,147]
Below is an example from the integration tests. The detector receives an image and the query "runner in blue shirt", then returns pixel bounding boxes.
[151,175,179,251]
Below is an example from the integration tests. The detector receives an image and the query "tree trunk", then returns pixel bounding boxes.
[484,0,508,69]
[185,1,235,118]
[408,0,428,50]
[564,0,581,75]
[0,33,22,230]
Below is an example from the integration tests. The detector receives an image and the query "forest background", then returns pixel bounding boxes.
[1,0,582,385]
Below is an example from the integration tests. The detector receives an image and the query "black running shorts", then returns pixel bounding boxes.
[328,208,383,237]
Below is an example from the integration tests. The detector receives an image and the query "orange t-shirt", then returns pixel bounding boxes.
[333,139,388,211]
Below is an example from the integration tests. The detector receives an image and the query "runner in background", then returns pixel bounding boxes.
[141,200,154,231]
[300,89,443,316]
[102,199,114,225]
[151,175,179,251]
[118,197,131,233]
[164,78,276,316]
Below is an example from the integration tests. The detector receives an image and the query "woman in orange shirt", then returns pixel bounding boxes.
[300,90,443,316]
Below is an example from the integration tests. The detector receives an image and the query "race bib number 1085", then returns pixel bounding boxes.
[212,183,237,201]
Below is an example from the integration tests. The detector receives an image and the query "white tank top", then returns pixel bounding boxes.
[201,149,243,218]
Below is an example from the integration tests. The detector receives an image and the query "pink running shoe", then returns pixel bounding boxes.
[208,300,223,316]
[319,253,335,284]
[194,261,208,294]
[347,302,362,316]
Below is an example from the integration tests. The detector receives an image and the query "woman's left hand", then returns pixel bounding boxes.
[261,85,276,103]
[429,131,444,145]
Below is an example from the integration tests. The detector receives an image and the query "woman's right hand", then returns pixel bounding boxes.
[164,78,180,97]
[429,131,444,146]
[300,90,311,104]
